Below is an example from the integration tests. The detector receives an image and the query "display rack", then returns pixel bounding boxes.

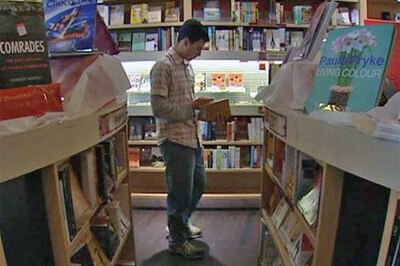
[258,104,400,266]
[0,104,136,266]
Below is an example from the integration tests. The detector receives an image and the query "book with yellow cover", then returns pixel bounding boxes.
[130,4,148,24]
[198,98,231,122]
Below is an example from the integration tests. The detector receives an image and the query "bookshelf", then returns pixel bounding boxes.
[258,104,400,266]
[0,103,136,266]
[99,0,367,56]
[95,0,367,198]
[127,105,264,194]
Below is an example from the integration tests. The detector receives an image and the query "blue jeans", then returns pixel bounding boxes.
[160,139,206,246]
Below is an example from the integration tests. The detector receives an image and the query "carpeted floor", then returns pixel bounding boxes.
[131,196,261,266]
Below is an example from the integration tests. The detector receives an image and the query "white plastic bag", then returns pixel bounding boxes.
[256,61,317,110]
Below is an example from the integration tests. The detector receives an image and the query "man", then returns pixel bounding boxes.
[150,19,212,260]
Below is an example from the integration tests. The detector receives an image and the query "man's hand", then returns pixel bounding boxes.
[191,97,213,110]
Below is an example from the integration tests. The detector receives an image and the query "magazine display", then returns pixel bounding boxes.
[43,0,97,53]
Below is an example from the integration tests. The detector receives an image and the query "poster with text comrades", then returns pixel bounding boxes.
[304,24,395,114]
[0,1,51,89]
[43,0,97,53]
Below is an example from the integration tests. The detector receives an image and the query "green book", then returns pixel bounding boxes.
[305,24,395,113]
[132,32,146,52]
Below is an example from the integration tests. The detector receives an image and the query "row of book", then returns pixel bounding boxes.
[97,1,180,26]
[59,134,127,242]
[267,133,323,228]
[271,196,314,265]
[114,26,303,53]
[116,28,177,52]
[199,117,263,142]
[128,116,263,142]
[204,145,261,169]
[70,201,131,265]
[128,144,261,169]
[207,26,303,52]
[128,117,156,141]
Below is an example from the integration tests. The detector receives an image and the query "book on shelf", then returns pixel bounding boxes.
[130,4,148,24]
[0,1,52,89]
[297,169,322,228]
[279,211,304,258]
[117,32,132,52]
[79,149,101,209]
[281,145,296,195]
[148,6,162,23]
[58,164,77,241]
[43,0,97,53]
[109,5,124,26]
[131,32,146,52]
[104,201,131,239]
[304,24,396,114]
[128,147,140,168]
[145,32,159,51]
[70,166,91,229]
[265,132,275,168]
[272,139,286,179]
[272,197,290,228]
[95,144,114,202]
[91,215,120,261]
[295,155,320,202]
[97,5,110,26]
[336,7,351,26]
[198,99,232,122]
[165,1,180,22]
[294,233,314,265]
[204,1,221,21]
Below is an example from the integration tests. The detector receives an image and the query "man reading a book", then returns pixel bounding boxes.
[150,19,211,260]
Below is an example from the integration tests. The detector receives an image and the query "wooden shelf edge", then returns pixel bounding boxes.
[116,168,128,187]
[108,22,183,30]
[111,225,133,266]
[293,207,317,247]
[261,209,294,266]
[68,222,91,254]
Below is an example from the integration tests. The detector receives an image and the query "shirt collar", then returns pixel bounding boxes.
[168,47,190,65]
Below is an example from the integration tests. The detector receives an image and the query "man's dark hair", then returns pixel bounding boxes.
[177,19,209,43]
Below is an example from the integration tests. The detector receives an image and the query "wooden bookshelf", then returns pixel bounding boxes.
[261,209,294,266]
[259,104,400,266]
[0,104,136,266]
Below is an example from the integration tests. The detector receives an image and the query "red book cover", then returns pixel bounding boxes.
[365,19,400,91]
[0,83,63,120]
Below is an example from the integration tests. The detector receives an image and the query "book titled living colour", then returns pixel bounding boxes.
[43,0,97,53]
[304,24,395,114]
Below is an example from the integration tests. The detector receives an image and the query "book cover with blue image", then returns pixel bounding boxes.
[43,0,97,53]
[304,24,395,114]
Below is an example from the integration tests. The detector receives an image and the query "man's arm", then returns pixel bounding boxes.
[151,94,193,121]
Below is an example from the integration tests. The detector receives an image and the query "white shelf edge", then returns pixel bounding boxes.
[265,105,400,192]
[0,104,127,183]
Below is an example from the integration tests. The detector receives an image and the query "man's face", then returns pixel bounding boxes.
[183,39,206,61]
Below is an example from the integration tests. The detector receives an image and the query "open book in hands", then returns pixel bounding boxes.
[198,98,232,122]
